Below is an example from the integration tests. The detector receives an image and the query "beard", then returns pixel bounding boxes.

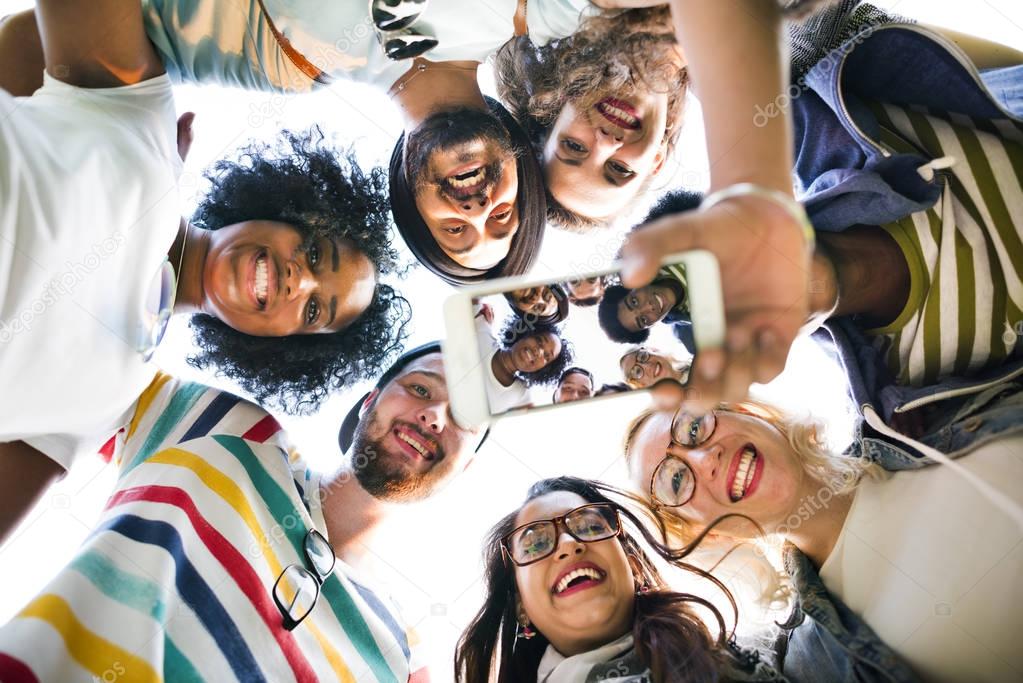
[404,106,517,194]
[348,408,458,503]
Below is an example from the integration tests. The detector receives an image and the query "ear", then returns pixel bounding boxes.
[650,142,669,177]
[359,388,380,417]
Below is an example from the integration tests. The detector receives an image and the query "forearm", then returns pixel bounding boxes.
[668,0,794,195]
[0,440,65,548]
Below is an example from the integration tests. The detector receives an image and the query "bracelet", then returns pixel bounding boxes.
[701,183,816,249]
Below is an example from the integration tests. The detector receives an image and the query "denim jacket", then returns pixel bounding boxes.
[775,23,1023,683]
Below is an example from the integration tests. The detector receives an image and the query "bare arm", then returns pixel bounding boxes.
[622,0,810,408]
[0,10,45,96]
[0,441,65,548]
[35,0,164,88]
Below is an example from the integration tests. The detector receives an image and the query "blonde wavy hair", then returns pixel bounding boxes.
[622,398,881,613]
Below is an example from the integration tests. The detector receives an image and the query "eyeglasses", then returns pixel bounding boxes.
[272,529,337,631]
[502,503,622,566]
[371,0,438,61]
[626,349,652,382]
[649,409,719,508]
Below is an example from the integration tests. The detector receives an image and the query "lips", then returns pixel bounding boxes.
[445,164,487,200]
[551,561,607,597]
[392,423,438,462]
[249,248,277,310]
[595,97,641,131]
[726,444,764,502]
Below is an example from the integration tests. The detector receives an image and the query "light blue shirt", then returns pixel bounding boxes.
[141,0,595,92]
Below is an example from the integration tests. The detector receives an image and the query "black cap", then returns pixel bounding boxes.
[337,341,490,453]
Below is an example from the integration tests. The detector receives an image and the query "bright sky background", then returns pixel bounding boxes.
[2,1,1021,679]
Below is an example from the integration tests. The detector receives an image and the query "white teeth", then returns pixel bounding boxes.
[731,447,757,501]
[554,567,603,594]
[397,431,428,458]
[255,255,268,305]
[598,102,638,126]
[448,167,486,189]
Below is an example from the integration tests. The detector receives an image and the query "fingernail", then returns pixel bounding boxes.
[757,329,778,352]
[699,354,723,380]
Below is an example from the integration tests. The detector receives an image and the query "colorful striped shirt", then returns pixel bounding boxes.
[866,101,1023,386]
[0,374,428,683]
[656,263,689,313]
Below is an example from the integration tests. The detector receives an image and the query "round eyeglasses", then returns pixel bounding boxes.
[502,503,622,567]
[625,349,652,383]
[272,529,337,631]
[649,409,718,508]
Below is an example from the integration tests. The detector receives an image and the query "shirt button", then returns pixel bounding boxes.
[962,417,983,432]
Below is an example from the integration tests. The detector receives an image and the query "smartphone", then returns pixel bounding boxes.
[442,250,724,429]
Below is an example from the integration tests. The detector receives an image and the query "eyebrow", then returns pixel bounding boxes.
[445,241,476,255]
[325,296,337,328]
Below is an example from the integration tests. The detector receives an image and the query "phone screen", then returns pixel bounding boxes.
[471,260,695,416]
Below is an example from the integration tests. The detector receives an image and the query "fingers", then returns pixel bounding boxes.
[620,213,701,289]
[176,111,196,162]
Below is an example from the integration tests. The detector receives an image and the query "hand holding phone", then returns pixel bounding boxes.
[442,251,724,428]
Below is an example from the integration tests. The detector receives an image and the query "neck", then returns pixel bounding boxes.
[319,465,391,565]
[389,58,487,128]
[170,218,210,314]
[782,483,855,569]
[814,227,910,328]
[491,350,518,387]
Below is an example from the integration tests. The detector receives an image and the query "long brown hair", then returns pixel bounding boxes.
[454,476,745,683]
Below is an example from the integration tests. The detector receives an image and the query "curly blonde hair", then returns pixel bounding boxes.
[622,398,881,615]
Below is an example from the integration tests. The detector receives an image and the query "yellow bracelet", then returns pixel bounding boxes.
[701,183,816,249]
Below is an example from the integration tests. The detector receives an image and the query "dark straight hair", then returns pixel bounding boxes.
[389,97,547,286]
[454,476,743,683]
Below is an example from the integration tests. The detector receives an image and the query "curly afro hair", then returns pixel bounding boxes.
[598,284,649,344]
[188,128,411,414]
[497,317,573,387]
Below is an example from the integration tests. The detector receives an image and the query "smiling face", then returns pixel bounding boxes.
[349,354,484,502]
[543,93,670,221]
[509,286,558,318]
[617,281,679,332]
[510,332,562,374]
[200,220,376,337]
[626,410,806,538]
[554,371,593,404]
[620,348,683,389]
[406,108,521,270]
[513,491,634,656]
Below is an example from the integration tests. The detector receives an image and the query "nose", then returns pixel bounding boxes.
[684,444,721,483]
[416,402,447,435]
[595,125,625,148]
[284,259,315,302]
[555,530,584,560]
[456,189,493,216]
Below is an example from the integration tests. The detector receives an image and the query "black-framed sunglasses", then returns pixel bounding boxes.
[370,0,439,61]
[272,529,337,631]
[649,408,719,508]
[502,503,622,567]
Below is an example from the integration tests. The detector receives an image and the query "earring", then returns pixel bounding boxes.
[636,582,651,596]
[515,621,536,640]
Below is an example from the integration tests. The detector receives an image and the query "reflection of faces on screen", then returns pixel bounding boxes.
[473,261,694,416]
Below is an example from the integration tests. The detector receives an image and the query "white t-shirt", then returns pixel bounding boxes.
[0,73,181,468]
[820,436,1023,682]
[475,308,531,414]
[141,0,596,91]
